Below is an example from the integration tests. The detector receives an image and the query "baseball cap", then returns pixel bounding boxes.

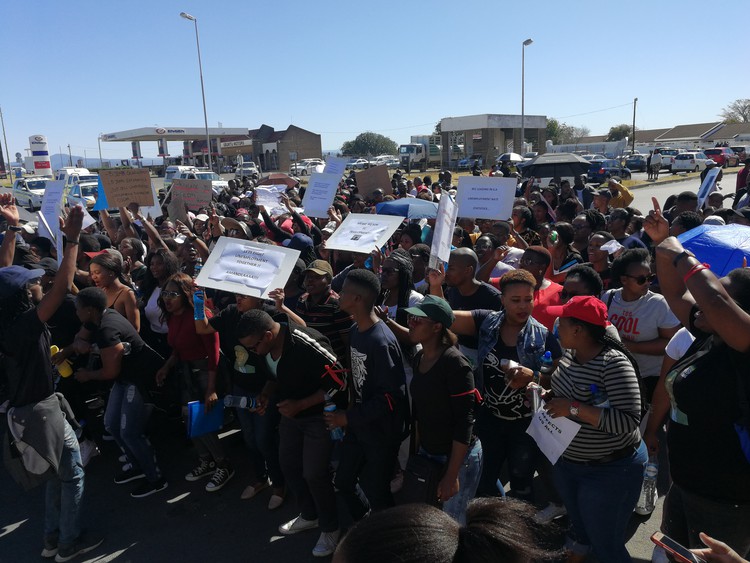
[220,217,252,239]
[545,295,609,327]
[195,213,209,222]
[84,250,108,259]
[303,259,333,278]
[595,188,612,199]
[0,266,44,299]
[283,233,314,251]
[702,215,726,225]
[21,221,38,235]
[403,295,455,327]
[31,257,59,276]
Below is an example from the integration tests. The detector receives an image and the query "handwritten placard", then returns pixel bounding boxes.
[194,237,301,298]
[355,164,390,199]
[100,168,153,207]
[455,176,517,220]
[167,192,189,225]
[302,172,339,218]
[526,403,581,464]
[429,194,458,269]
[324,213,404,254]
[171,178,213,211]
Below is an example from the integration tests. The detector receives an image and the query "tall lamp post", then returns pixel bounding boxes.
[520,38,533,155]
[180,12,212,172]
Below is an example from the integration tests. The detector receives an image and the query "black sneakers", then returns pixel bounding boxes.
[185,458,216,482]
[205,465,235,492]
[130,478,169,498]
[54,531,104,562]
[113,464,145,485]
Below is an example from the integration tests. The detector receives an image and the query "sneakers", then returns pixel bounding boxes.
[54,531,104,563]
[41,536,58,558]
[114,464,145,485]
[130,478,168,498]
[268,489,285,510]
[205,466,234,492]
[312,530,340,558]
[185,458,216,482]
[534,502,567,524]
[278,515,319,535]
[240,479,269,500]
[79,439,100,468]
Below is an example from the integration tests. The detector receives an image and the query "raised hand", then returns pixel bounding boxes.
[60,205,84,242]
[0,193,20,226]
[643,197,670,245]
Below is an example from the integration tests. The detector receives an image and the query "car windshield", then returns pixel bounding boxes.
[660,149,679,156]
[26,181,47,190]
[81,185,97,196]
[197,172,220,180]
[703,149,721,156]
[400,146,415,154]
[78,175,98,183]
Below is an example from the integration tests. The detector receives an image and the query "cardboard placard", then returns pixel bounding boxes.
[355,164,390,199]
[194,237,301,298]
[324,213,404,254]
[455,176,517,220]
[167,193,189,226]
[171,178,213,211]
[99,168,153,207]
[301,172,339,218]
[429,194,458,269]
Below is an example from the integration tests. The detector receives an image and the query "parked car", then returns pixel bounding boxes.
[234,162,260,181]
[66,182,98,209]
[458,154,484,169]
[704,147,740,168]
[581,154,606,161]
[671,152,708,173]
[625,154,648,172]
[12,178,48,211]
[345,158,369,170]
[730,145,749,162]
[587,159,632,183]
[290,158,325,175]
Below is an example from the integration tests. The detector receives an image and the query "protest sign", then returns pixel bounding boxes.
[38,180,65,243]
[171,178,213,211]
[526,402,581,464]
[325,213,403,254]
[455,176,516,220]
[167,193,189,226]
[100,168,153,207]
[301,172,339,218]
[323,156,347,176]
[195,237,301,298]
[696,167,720,209]
[355,165,390,199]
[139,183,163,219]
[254,185,288,216]
[92,177,110,211]
[429,194,458,269]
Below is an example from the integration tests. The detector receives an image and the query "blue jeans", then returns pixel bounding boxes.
[420,438,483,526]
[104,381,162,482]
[233,386,284,487]
[475,412,536,500]
[45,420,84,547]
[554,441,647,563]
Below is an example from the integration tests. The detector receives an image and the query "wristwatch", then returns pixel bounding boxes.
[569,401,580,417]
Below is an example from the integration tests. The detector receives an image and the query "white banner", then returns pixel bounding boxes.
[254,185,287,216]
[38,180,65,243]
[323,156,347,176]
[301,172,339,218]
[324,213,404,254]
[194,237,301,298]
[455,176,517,220]
[696,167,720,210]
[526,403,581,464]
[429,194,458,269]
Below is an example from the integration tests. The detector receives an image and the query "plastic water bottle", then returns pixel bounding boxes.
[192,257,203,280]
[590,384,610,408]
[635,455,659,515]
[539,351,555,378]
[324,402,344,441]
[223,395,257,411]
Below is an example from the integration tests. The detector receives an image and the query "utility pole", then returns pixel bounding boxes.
[98,134,103,168]
[632,98,638,155]
[0,106,10,177]
[67,144,73,166]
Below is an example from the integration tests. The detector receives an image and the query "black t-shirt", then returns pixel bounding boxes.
[47,294,80,349]
[2,307,53,407]
[445,282,502,351]
[667,334,750,502]
[472,309,561,420]
[95,310,159,389]
[208,304,270,394]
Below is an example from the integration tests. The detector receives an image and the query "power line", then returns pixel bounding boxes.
[555,102,634,120]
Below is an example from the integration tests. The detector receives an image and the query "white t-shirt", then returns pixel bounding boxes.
[145,287,168,334]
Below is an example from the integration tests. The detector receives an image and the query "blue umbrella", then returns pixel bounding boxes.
[677,224,750,277]
[376,198,439,219]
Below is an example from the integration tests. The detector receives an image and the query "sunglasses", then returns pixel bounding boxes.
[623,273,656,285]
[381,267,400,276]
[162,291,182,299]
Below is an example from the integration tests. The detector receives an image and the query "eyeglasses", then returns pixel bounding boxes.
[162,291,181,299]
[381,267,400,276]
[408,314,434,325]
[622,273,655,285]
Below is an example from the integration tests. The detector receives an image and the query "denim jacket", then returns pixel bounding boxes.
[475,310,549,392]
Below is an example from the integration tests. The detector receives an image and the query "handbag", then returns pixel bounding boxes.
[400,453,445,507]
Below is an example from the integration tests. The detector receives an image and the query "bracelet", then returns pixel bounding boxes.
[683,262,710,284]
[672,250,694,268]
[66,240,80,245]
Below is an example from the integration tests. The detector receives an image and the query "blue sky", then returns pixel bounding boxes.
[2,0,747,160]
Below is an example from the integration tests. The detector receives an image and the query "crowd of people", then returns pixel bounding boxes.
[1,159,750,562]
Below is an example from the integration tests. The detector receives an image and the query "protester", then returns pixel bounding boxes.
[88,252,140,330]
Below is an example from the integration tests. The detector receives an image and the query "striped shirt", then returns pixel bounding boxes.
[294,291,352,360]
[551,347,641,462]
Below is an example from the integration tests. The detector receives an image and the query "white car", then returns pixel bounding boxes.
[671,152,708,173]
[346,158,369,170]
[234,162,260,180]
[291,158,325,175]
[12,178,49,211]
[66,182,98,209]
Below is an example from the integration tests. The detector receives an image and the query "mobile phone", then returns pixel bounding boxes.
[650,532,706,563]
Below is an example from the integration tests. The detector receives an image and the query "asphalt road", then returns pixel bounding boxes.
[1,173,737,563]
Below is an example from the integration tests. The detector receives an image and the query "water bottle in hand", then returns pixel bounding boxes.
[635,454,658,515]
[224,394,257,411]
[324,402,344,441]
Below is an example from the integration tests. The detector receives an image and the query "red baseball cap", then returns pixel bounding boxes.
[545,295,608,327]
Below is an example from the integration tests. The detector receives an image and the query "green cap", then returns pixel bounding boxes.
[403,295,455,327]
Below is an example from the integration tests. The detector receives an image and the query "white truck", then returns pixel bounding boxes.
[399,135,442,173]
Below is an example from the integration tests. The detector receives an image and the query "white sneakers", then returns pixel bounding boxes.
[278,515,318,535]
[312,530,340,558]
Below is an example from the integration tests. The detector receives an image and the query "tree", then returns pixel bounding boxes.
[341,132,398,156]
[606,124,632,142]
[547,118,591,145]
[720,99,750,123]
[434,121,442,135]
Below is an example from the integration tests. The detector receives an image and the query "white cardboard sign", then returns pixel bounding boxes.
[526,403,581,464]
[429,194,458,269]
[39,180,65,243]
[301,172,339,218]
[194,237,301,298]
[323,157,347,176]
[254,185,288,216]
[455,176,517,220]
[324,213,404,254]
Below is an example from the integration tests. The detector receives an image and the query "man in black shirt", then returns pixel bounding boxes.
[0,199,103,561]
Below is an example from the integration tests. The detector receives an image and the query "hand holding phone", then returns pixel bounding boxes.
[651,532,706,563]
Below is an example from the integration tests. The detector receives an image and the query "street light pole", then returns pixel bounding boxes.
[98,133,104,168]
[180,12,212,172]
[632,98,638,155]
[520,38,533,155]
[0,106,11,177]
